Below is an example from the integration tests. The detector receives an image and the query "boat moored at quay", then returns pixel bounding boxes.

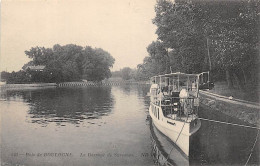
[149,72,203,157]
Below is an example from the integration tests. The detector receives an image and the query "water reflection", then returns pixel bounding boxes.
[1,85,155,166]
[2,87,114,126]
[149,121,175,166]
[190,106,260,165]
[1,85,259,166]
[117,84,151,107]
[116,84,150,96]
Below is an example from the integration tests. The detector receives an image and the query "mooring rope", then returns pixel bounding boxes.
[200,117,259,165]
[158,116,258,166]
[244,129,259,166]
[198,118,260,130]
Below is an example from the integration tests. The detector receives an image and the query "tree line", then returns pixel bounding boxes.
[2,44,115,83]
[111,67,149,81]
[136,0,259,90]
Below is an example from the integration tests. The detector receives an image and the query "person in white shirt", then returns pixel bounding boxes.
[179,88,189,116]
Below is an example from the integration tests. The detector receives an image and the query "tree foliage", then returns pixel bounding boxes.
[7,44,115,83]
[82,47,115,81]
[111,67,136,80]
[121,67,132,80]
[137,0,259,89]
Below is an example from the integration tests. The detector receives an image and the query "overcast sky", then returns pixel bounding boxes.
[0,0,157,72]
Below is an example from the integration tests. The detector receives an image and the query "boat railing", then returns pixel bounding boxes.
[159,96,199,121]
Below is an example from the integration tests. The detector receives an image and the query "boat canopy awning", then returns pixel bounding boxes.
[151,72,200,81]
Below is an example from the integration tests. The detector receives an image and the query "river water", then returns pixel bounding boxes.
[0,85,259,166]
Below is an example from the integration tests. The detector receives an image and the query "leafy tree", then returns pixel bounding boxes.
[153,0,207,73]
[121,67,132,80]
[6,70,31,84]
[25,47,54,65]
[111,70,122,78]
[82,47,115,82]
[138,0,259,90]
[1,71,10,82]
[7,44,116,83]
[147,41,168,74]
[202,0,259,89]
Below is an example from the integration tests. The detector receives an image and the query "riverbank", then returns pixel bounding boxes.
[200,92,259,126]
[208,81,259,103]
[0,81,150,89]
[0,83,57,89]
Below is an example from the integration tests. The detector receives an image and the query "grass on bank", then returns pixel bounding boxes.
[208,81,259,103]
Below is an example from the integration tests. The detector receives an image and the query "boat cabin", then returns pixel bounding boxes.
[150,72,200,121]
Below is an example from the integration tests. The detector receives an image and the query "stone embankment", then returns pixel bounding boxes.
[57,81,120,87]
[57,81,150,87]
[0,81,150,89]
[200,90,260,126]
[0,83,57,89]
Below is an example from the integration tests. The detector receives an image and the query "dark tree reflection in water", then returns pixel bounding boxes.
[4,87,114,126]
[1,85,155,166]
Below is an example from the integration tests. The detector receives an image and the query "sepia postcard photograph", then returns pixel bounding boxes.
[0,0,259,165]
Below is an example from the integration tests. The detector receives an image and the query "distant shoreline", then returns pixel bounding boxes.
[0,83,57,89]
[0,80,150,89]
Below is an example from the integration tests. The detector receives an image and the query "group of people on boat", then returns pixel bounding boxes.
[150,78,198,117]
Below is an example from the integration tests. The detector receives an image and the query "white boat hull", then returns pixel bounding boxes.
[149,103,201,157]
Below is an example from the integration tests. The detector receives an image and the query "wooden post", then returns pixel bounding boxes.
[197,75,199,97]
[187,76,189,90]
[208,71,210,89]
[178,74,180,91]
[207,37,212,71]
[159,76,162,107]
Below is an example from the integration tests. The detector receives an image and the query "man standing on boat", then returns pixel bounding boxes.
[179,89,189,116]
[158,89,165,104]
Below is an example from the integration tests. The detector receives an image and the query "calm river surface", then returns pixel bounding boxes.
[0,85,259,166]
